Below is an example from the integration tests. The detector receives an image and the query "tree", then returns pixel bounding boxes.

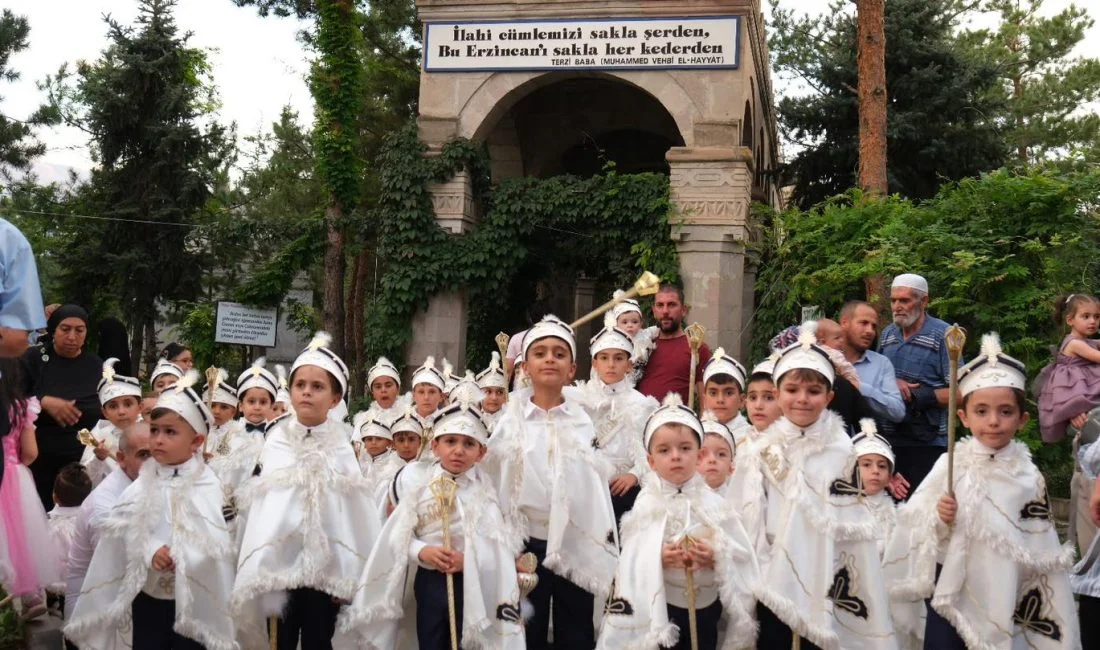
[856,0,887,196]
[959,0,1100,165]
[41,0,230,371]
[0,10,46,180]
[770,0,1007,206]
[234,0,420,397]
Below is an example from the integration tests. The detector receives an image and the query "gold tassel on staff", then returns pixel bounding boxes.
[203,366,221,455]
[430,475,460,650]
[944,325,967,497]
[495,332,512,384]
[685,323,706,410]
[570,271,661,329]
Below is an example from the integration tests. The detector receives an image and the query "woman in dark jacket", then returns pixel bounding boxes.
[21,305,102,510]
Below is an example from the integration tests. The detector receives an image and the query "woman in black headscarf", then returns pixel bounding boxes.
[96,317,132,377]
[21,304,103,509]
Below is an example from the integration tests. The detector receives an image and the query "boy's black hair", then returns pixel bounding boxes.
[0,358,27,439]
[704,373,743,394]
[960,387,1027,412]
[54,462,93,507]
[747,372,775,385]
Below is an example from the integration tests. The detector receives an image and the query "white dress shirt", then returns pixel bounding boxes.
[64,469,133,618]
[516,397,592,539]
[407,464,472,567]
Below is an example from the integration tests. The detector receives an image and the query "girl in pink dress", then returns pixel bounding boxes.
[0,358,59,601]
[1039,293,1100,441]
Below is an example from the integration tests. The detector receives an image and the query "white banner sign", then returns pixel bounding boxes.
[215,302,278,347]
[424,16,740,72]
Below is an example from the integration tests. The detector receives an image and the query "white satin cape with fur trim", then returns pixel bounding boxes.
[230,416,382,646]
[482,387,619,598]
[597,474,760,650]
[338,461,526,649]
[64,459,236,650]
[757,412,898,650]
[883,438,1079,650]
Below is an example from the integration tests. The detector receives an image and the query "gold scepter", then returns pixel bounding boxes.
[570,271,661,329]
[677,509,700,650]
[430,475,460,650]
[685,322,706,410]
[495,332,512,385]
[945,325,967,497]
[203,366,221,455]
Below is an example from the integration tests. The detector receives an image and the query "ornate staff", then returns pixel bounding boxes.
[945,324,967,497]
[677,509,700,650]
[203,366,221,455]
[516,551,539,623]
[77,427,100,449]
[495,331,512,385]
[685,322,706,410]
[269,615,278,650]
[570,271,661,329]
[429,475,460,650]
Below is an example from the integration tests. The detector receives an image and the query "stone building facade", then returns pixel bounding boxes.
[408,0,781,369]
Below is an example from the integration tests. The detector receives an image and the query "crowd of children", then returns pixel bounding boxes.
[0,290,1098,649]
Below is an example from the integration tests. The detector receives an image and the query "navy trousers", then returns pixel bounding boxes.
[665,600,722,650]
[755,602,822,650]
[131,592,205,650]
[524,537,596,650]
[275,587,339,650]
[414,568,465,650]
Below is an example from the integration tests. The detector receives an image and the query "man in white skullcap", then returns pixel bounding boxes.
[878,272,954,497]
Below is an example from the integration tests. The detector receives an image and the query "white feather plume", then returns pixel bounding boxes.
[981,332,1002,365]
[422,356,436,370]
[489,350,501,371]
[713,346,727,359]
[442,358,454,378]
[352,410,375,432]
[700,409,718,424]
[275,364,288,388]
[101,357,119,382]
[175,369,201,392]
[248,356,267,377]
[859,418,878,438]
[797,321,819,349]
[307,331,332,352]
[376,356,395,369]
[661,392,685,409]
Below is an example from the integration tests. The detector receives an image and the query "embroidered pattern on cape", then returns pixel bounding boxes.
[827,555,869,620]
[496,602,522,624]
[1019,490,1052,521]
[1013,579,1062,641]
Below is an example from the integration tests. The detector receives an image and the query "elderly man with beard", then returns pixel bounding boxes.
[878,274,953,495]
[636,283,712,404]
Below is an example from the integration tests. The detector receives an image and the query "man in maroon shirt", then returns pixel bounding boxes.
[636,283,712,404]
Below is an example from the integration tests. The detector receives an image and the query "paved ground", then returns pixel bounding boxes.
[22,614,62,650]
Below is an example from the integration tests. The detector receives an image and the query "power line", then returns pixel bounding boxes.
[3,207,202,228]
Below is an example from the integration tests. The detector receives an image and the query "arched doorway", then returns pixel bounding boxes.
[478,75,686,180]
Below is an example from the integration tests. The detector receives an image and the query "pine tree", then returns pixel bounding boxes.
[0,10,46,180]
[959,0,1100,165]
[41,0,230,369]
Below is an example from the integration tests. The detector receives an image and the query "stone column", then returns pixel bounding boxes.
[666,146,754,357]
[572,276,597,378]
[404,168,478,372]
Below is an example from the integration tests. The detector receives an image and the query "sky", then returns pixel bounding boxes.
[4,0,1099,182]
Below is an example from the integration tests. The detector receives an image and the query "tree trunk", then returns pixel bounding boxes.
[348,246,371,401]
[323,203,347,357]
[143,314,158,378]
[857,0,888,196]
[129,312,144,380]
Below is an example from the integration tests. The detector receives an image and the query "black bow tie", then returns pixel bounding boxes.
[245,423,265,433]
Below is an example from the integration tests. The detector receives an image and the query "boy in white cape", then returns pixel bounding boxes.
[754,323,897,650]
[576,324,659,522]
[883,333,1079,650]
[339,395,526,649]
[64,370,236,650]
[81,357,143,486]
[598,394,760,650]
[231,332,382,648]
